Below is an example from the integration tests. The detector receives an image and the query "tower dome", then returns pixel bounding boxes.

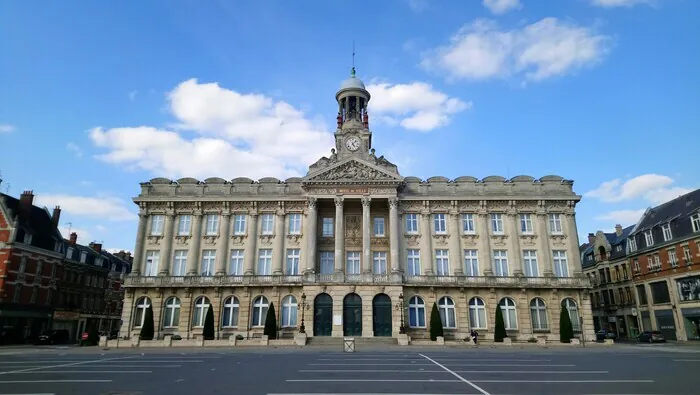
[335,67,371,130]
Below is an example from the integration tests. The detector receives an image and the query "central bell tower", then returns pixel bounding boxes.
[334,67,372,160]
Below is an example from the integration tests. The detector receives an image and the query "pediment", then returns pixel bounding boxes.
[303,159,403,184]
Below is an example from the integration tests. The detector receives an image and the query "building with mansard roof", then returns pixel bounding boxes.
[120,68,593,343]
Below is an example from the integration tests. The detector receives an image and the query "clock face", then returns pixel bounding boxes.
[345,137,361,152]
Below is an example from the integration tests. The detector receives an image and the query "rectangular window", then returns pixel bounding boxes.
[373,217,385,237]
[233,214,246,235]
[173,250,187,276]
[628,237,637,252]
[549,214,562,234]
[178,215,191,236]
[491,214,504,234]
[662,224,672,241]
[205,214,219,235]
[150,215,164,236]
[322,217,334,237]
[435,249,449,276]
[288,213,302,235]
[434,214,447,234]
[636,284,648,304]
[493,250,508,276]
[653,254,661,270]
[520,214,533,234]
[286,249,300,275]
[261,214,274,235]
[319,251,334,274]
[257,249,272,275]
[144,251,159,277]
[650,281,671,304]
[46,289,52,306]
[644,230,654,247]
[406,249,421,276]
[462,214,475,234]
[692,214,700,233]
[523,250,539,277]
[80,251,87,263]
[201,250,216,276]
[683,246,692,263]
[405,213,418,234]
[553,250,569,277]
[373,251,388,274]
[346,251,361,274]
[464,249,478,276]
[229,250,244,275]
[30,288,37,304]
[66,246,74,259]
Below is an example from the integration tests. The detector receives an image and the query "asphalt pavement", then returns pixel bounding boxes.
[0,345,698,394]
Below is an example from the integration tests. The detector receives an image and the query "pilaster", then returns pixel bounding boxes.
[215,208,231,276]
[186,206,203,275]
[132,206,148,275]
[244,212,258,275]
[420,210,433,275]
[273,207,286,275]
[389,197,400,273]
[305,198,318,273]
[362,197,372,274]
[159,206,175,276]
[334,197,345,274]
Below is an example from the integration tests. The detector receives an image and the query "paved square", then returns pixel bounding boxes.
[0,346,698,394]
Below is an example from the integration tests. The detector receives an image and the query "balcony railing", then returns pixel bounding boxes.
[125,273,590,288]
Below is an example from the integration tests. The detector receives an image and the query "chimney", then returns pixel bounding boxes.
[69,232,77,245]
[19,190,34,212]
[125,251,132,262]
[89,242,102,253]
[52,206,61,226]
[588,233,595,245]
[615,224,623,237]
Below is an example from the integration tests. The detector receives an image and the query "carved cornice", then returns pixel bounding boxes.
[491,235,508,246]
[432,234,450,246]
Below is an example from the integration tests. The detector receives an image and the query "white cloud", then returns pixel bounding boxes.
[591,0,651,8]
[483,0,522,15]
[58,225,92,244]
[0,124,15,133]
[95,224,108,233]
[66,142,83,158]
[585,174,694,205]
[35,194,136,222]
[90,78,334,180]
[128,91,138,101]
[366,82,471,132]
[594,209,645,225]
[406,0,429,12]
[421,17,611,83]
[106,248,132,254]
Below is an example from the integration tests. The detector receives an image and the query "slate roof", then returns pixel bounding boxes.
[580,225,635,269]
[64,241,132,274]
[0,192,63,251]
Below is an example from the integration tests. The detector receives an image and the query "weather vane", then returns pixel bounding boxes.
[351,40,356,77]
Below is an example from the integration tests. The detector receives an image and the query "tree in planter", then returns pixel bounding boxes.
[87,323,99,346]
[429,302,444,341]
[494,304,507,342]
[202,305,215,341]
[263,302,277,340]
[139,305,154,341]
[559,305,574,343]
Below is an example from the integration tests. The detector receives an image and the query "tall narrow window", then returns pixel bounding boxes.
[150,215,164,236]
[261,214,274,235]
[434,214,447,234]
[172,250,187,276]
[346,251,361,274]
[205,214,219,235]
[322,218,334,237]
[408,296,426,328]
[436,249,450,276]
[144,251,159,277]
[257,249,272,275]
[468,297,487,329]
[221,296,239,328]
[491,214,504,234]
[549,214,562,234]
[438,296,456,328]
[252,296,269,327]
[562,298,580,331]
[233,214,246,235]
[406,249,421,276]
[178,215,191,236]
[493,250,508,277]
[530,298,548,330]
[163,297,181,328]
[662,224,672,241]
[288,214,302,235]
[553,251,569,277]
[462,214,475,234]
[229,250,244,275]
[192,296,210,327]
[373,217,385,236]
[523,250,539,277]
[499,297,518,330]
[201,250,216,276]
[464,249,479,276]
[281,295,298,327]
[405,214,418,234]
[644,230,654,247]
[319,251,334,274]
[373,251,387,274]
[286,249,300,275]
[520,214,533,234]
[133,296,151,327]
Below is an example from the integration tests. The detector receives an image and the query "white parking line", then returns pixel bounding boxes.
[298,370,608,374]
[308,363,574,367]
[0,356,136,376]
[673,359,700,362]
[286,379,462,382]
[0,365,182,369]
[0,360,203,364]
[0,380,112,384]
[7,371,152,374]
[420,354,491,395]
[315,358,551,362]
[469,380,654,383]
[299,370,446,373]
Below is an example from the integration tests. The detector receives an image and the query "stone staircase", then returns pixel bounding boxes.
[307,336,398,349]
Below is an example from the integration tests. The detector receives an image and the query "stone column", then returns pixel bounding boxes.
[305,198,317,273]
[537,209,552,276]
[449,210,462,276]
[420,212,433,275]
[508,210,522,276]
[362,197,372,274]
[244,213,258,275]
[389,197,400,273]
[334,197,344,274]
[131,210,148,276]
[215,212,231,275]
[186,211,203,275]
[159,210,175,276]
[478,209,492,275]
[565,204,582,276]
[273,209,285,275]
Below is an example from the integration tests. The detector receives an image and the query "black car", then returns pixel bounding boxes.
[35,329,70,345]
[637,330,666,343]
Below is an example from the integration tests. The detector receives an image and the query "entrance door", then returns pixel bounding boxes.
[343,293,362,336]
[372,294,392,337]
[313,293,333,337]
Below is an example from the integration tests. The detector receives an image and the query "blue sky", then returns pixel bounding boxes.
[0,0,698,252]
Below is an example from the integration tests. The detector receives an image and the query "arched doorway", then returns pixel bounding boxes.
[343,293,362,336]
[313,293,333,337]
[372,294,392,337]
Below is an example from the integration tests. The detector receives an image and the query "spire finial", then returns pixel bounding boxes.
[351,40,356,77]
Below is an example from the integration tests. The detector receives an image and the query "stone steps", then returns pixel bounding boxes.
[307,336,398,347]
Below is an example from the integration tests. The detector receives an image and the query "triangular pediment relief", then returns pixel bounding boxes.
[303,158,403,184]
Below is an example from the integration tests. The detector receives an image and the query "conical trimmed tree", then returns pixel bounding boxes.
[202,305,215,340]
[87,323,99,346]
[429,302,443,341]
[494,304,507,342]
[139,306,154,340]
[264,302,277,340]
[559,305,574,343]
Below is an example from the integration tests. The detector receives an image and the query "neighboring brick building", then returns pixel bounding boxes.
[580,224,639,339]
[629,188,700,341]
[0,190,63,345]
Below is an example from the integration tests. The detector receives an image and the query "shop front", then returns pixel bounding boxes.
[641,310,652,332]
[654,309,677,341]
[681,307,700,341]
[0,305,53,345]
[51,311,81,342]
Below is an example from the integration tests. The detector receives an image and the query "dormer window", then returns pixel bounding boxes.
[692,214,700,233]
[23,233,33,245]
[662,224,672,241]
[644,230,654,247]
[80,251,87,263]
[628,237,637,252]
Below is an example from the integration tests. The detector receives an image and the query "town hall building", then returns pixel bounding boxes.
[120,68,593,343]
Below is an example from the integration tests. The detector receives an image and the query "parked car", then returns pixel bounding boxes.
[596,329,618,341]
[34,329,70,345]
[637,330,666,343]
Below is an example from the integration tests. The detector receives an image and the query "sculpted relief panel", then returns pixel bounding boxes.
[309,161,398,181]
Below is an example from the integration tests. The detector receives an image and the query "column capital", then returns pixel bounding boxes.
[388,197,399,210]
[307,197,318,209]
[361,196,372,207]
[334,196,344,206]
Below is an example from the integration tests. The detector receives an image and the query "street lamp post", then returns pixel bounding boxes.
[300,293,307,334]
[396,293,406,334]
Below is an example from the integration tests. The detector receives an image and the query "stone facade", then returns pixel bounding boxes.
[120,70,594,343]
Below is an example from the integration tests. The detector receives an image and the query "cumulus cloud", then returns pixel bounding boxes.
[35,194,136,222]
[58,225,92,244]
[483,0,522,15]
[590,0,652,8]
[594,209,646,225]
[367,82,471,131]
[0,124,15,133]
[421,17,611,83]
[585,174,694,205]
[90,78,334,180]
[66,142,83,158]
